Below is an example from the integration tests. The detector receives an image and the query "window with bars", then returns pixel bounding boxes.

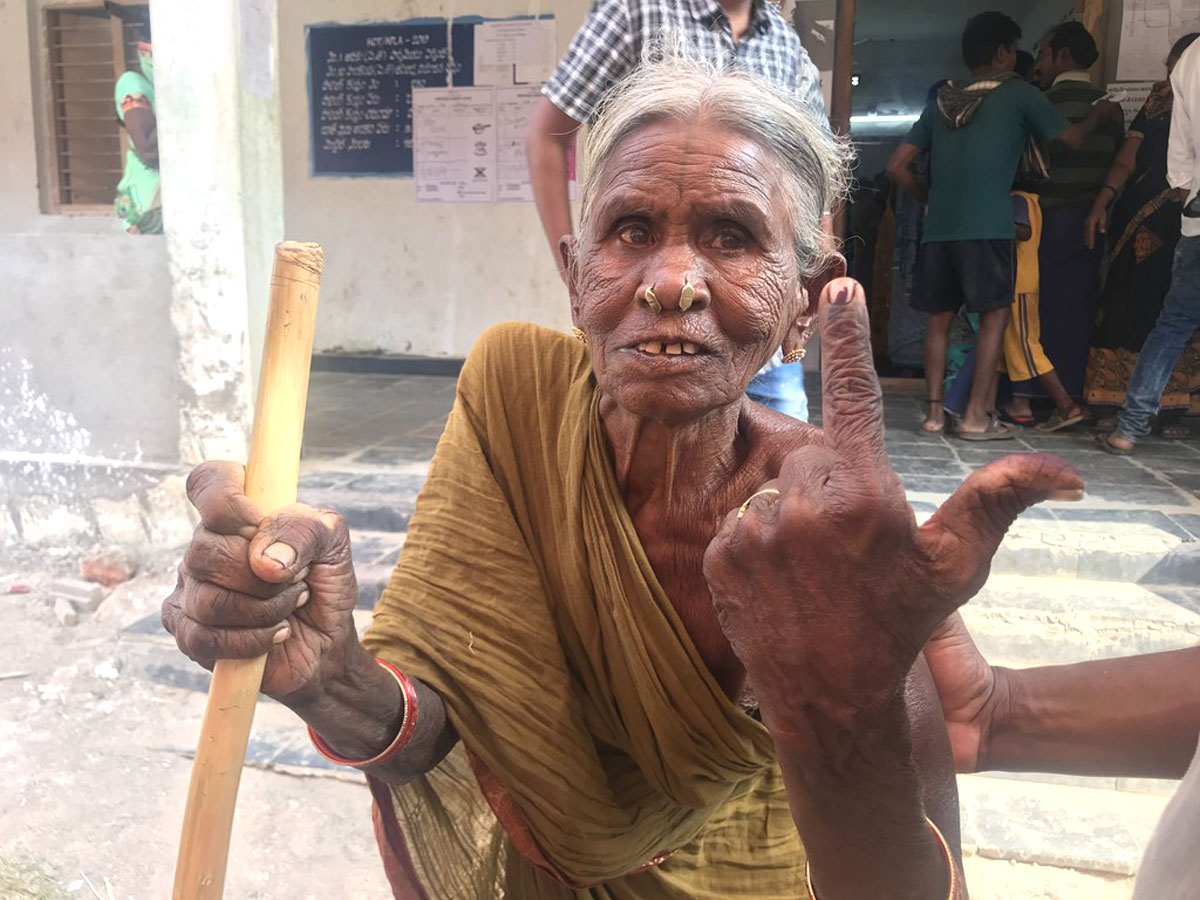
[44,4,150,210]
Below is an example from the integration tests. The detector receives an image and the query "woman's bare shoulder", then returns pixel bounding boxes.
[739,401,825,472]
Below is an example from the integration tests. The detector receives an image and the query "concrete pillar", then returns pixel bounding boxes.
[150,0,284,463]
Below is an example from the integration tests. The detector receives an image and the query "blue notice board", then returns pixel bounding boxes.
[307,20,476,176]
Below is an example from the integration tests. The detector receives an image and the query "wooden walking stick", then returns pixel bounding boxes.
[173,241,324,899]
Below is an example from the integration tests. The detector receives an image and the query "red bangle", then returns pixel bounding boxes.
[307,658,419,769]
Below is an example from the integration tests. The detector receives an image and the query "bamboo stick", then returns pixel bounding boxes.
[172,241,324,900]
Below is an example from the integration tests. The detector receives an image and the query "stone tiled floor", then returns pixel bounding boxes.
[302,371,1200,537]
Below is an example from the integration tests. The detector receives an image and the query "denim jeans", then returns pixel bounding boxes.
[1117,235,1200,441]
[747,363,809,422]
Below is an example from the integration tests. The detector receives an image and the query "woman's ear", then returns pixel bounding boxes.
[560,234,582,320]
[801,253,847,323]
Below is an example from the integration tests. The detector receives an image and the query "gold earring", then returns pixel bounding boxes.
[571,327,587,344]
[783,317,813,363]
[680,280,695,312]
[644,286,662,313]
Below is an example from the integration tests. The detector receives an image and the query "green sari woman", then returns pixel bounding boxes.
[113,41,162,235]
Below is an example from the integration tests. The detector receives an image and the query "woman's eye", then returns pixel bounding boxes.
[712,230,748,251]
[618,223,651,246]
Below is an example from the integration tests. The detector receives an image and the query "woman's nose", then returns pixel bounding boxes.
[652,271,710,313]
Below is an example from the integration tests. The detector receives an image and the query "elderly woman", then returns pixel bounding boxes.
[164,50,1076,898]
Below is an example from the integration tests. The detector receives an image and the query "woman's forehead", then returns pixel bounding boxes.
[591,120,783,215]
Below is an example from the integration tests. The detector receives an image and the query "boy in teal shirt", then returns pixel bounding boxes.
[888,11,1120,439]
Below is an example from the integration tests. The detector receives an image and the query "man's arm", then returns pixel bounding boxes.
[886,143,928,204]
[983,648,1200,779]
[526,97,583,281]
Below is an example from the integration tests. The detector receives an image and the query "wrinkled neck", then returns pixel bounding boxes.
[600,396,746,512]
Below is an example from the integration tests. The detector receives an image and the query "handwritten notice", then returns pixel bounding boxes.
[307,21,474,176]
[413,87,497,202]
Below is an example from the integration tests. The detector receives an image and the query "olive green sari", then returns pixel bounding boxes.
[363,322,805,898]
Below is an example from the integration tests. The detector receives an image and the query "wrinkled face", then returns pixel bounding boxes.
[565,120,807,424]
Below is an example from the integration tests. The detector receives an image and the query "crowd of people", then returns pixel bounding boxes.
[158,4,1200,898]
[881,12,1200,453]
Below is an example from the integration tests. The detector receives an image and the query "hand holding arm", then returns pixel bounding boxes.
[162,461,458,784]
[1057,100,1123,150]
[926,612,1200,779]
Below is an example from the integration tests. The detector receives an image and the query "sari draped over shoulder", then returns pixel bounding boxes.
[361,322,805,898]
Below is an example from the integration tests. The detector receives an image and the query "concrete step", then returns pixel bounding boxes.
[958,773,1169,878]
[963,575,1200,668]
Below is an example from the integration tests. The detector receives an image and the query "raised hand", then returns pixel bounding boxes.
[162,461,361,702]
[703,277,1083,730]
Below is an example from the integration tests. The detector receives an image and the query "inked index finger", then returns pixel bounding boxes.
[818,278,887,464]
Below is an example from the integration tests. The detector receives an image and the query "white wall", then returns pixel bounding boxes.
[1,0,180,462]
[279,0,586,358]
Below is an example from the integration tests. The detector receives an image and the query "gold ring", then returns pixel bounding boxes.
[737,488,781,520]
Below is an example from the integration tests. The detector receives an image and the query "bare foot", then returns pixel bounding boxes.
[920,400,945,434]
[1105,433,1135,452]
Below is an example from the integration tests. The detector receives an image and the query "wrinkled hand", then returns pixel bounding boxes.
[703,278,1082,734]
[1084,205,1108,250]
[161,461,360,701]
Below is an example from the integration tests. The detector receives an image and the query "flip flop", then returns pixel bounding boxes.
[955,416,1019,442]
[1159,424,1191,439]
[1097,432,1134,455]
[1034,408,1086,433]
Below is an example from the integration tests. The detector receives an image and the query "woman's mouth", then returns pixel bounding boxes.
[637,341,700,356]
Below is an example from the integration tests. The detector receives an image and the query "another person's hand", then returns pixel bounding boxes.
[923,612,1000,772]
[1084,204,1108,250]
[162,461,361,702]
[703,277,1082,739]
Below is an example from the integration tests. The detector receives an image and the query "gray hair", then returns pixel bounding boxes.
[579,36,852,279]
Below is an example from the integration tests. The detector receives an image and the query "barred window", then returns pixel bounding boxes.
[44,4,150,210]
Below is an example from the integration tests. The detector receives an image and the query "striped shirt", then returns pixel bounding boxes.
[1040,71,1124,211]
[543,0,826,125]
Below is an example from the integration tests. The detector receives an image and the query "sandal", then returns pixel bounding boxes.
[1159,423,1191,440]
[955,414,1019,442]
[998,408,1034,426]
[1098,432,1134,455]
[1035,407,1087,433]
[917,397,946,437]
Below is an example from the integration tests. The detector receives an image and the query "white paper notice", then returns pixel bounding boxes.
[496,86,542,202]
[1117,0,1199,80]
[413,87,496,203]
[474,19,557,86]
[1107,81,1157,127]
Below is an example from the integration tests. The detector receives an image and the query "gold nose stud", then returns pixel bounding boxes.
[680,280,695,312]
